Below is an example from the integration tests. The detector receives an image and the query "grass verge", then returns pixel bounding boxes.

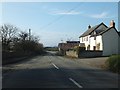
[105,54,120,73]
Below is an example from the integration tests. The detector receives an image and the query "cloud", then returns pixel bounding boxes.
[90,12,109,19]
[82,12,116,19]
[51,10,81,15]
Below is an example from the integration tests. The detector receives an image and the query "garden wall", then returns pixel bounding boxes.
[78,50,103,58]
[66,50,102,58]
[66,50,78,58]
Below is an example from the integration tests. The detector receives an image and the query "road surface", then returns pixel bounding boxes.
[2,51,119,88]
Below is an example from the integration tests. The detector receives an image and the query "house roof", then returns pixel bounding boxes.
[89,27,112,37]
[118,31,120,37]
[99,27,120,37]
[79,22,108,38]
[99,27,112,35]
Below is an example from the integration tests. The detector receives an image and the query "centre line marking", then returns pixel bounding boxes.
[52,63,59,69]
[69,78,83,88]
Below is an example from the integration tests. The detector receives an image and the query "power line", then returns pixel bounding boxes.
[39,3,84,30]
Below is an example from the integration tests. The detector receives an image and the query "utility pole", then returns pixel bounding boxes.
[29,29,31,41]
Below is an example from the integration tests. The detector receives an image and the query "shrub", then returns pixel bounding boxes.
[74,46,85,54]
[55,51,64,56]
[44,47,58,51]
[105,55,120,73]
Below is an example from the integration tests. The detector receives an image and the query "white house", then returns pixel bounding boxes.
[79,20,120,56]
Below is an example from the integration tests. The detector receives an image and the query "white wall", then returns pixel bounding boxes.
[89,36,103,50]
[80,35,90,50]
[102,28,120,56]
[96,35,103,50]
[89,37,95,50]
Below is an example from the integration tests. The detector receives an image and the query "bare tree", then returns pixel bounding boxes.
[0,24,17,42]
[30,35,40,43]
[18,31,28,41]
[0,24,18,51]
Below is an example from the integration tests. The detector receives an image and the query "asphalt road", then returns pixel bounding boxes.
[2,51,119,88]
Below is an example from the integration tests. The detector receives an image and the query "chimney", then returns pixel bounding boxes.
[110,20,115,28]
[88,25,91,29]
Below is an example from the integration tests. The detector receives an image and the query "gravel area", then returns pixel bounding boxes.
[70,57,109,69]
[83,57,108,68]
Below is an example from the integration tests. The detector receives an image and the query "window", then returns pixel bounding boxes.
[87,45,90,50]
[84,37,86,41]
[82,37,83,42]
[94,31,96,35]
[94,36,96,40]
[97,43,100,50]
[93,46,96,50]
[86,37,88,41]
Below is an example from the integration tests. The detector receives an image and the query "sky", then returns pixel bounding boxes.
[1,2,118,47]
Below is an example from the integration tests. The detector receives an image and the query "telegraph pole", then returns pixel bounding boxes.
[29,29,31,41]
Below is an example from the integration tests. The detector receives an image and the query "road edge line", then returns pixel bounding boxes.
[52,63,59,69]
[69,78,83,88]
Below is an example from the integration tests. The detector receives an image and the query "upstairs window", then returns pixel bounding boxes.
[94,31,96,35]
[84,37,86,41]
[86,37,88,41]
[94,36,96,40]
[82,37,83,42]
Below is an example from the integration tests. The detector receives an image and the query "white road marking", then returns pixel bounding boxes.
[52,63,59,69]
[69,78,83,88]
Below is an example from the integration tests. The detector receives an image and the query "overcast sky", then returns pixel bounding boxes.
[1,2,118,47]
